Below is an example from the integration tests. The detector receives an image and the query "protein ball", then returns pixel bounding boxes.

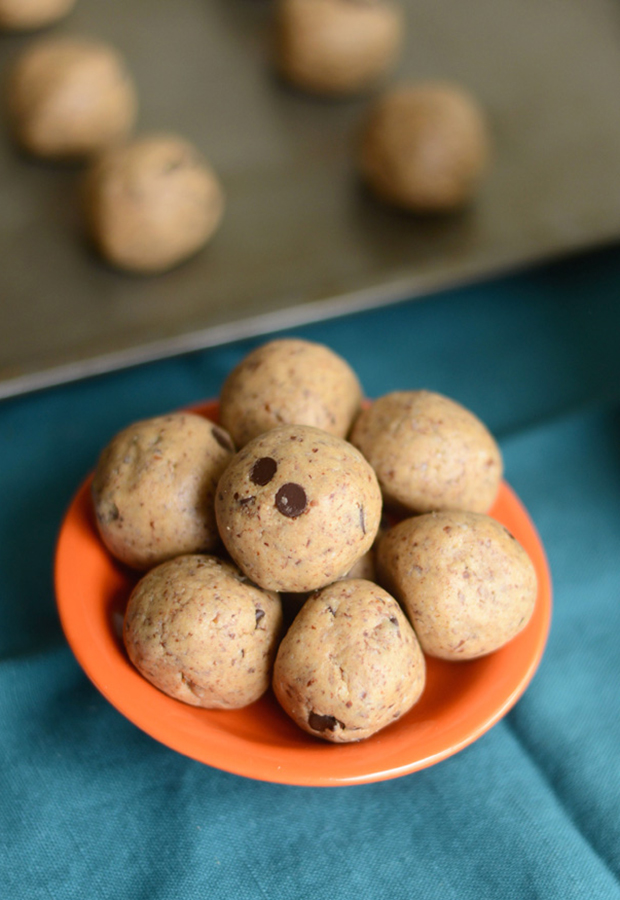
[350,390,503,514]
[219,338,363,449]
[0,0,75,30]
[358,82,491,212]
[92,412,235,570]
[124,555,282,709]
[275,0,403,96]
[273,579,425,742]
[215,424,382,593]
[7,36,137,159]
[376,511,537,660]
[83,133,225,274]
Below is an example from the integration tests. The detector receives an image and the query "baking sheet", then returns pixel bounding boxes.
[2,0,620,399]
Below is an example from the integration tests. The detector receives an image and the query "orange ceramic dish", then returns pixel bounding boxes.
[55,401,552,786]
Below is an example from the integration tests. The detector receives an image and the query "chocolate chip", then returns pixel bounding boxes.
[389,616,398,626]
[238,496,255,506]
[275,483,307,518]
[212,426,234,453]
[308,712,344,733]
[255,608,265,627]
[107,502,120,522]
[250,457,277,485]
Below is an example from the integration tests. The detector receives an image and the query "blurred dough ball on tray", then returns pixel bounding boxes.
[7,36,137,159]
[274,0,404,96]
[358,81,491,212]
[0,0,76,31]
[83,133,225,274]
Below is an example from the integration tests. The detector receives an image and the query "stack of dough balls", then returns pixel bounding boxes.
[91,338,537,743]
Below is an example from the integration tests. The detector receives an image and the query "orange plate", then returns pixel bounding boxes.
[55,401,552,787]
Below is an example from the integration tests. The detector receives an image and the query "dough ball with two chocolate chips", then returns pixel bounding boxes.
[7,36,137,159]
[215,424,382,593]
[275,0,404,96]
[0,0,75,31]
[358,82,491,212]
[92,412,235,570]
[273,579,425,742]
[124,555,283,709]
[83,134,225,273]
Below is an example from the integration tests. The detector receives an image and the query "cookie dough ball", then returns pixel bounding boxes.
[7,37,137,159]
[219,339,363,449]
[0,0,75,30]
[273,579,425,742]
[92,412,235,570]
[215,424,382,593]
[350,390,502,514]
[124,555,282,709]
[377,511,537,660]
[358,82,491,212]
[83,134,225,273]
[275,0,403,96]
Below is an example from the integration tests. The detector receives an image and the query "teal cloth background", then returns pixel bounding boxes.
[1,246,620,898]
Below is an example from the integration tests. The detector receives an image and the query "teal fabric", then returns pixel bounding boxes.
[2,246,620,898]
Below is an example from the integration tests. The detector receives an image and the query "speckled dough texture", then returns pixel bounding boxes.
[92,412,235,570]
[350,390,503,514]
[275,0,403,96]
[273,578,425,742]
[376,511,538,660]
[0,0,75,30]
[83,134,225,273]
[219,338,363,448]
[124,555,282,709]
[7,36,137,159]
[358,82,491,212]
[215,424,382,593]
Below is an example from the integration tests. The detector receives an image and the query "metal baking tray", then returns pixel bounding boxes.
[2,0,620,399]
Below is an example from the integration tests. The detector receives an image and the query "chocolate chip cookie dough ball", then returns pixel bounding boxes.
[273,579,425,742]
[92,412,235,570]
[275,0,404,96]
[350,390,502,514]
[0,0,75,30]
[83,134,225,273]
[7,37,137,159]
[215,424,382,593]
[219,339,362,449]
[358,82,491,212]
[124,555,282,709]
[376,511,537,660]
